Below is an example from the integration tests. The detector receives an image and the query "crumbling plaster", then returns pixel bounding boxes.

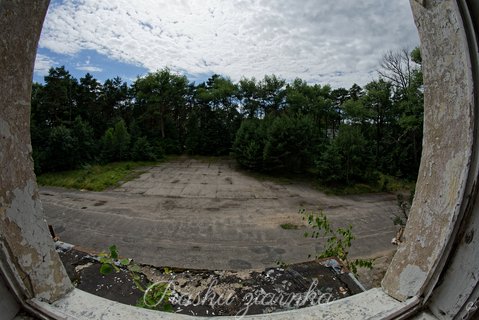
[382,0,476,302]
[0,0,72,303]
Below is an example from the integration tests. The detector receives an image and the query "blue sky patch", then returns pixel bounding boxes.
[34,48,148,84]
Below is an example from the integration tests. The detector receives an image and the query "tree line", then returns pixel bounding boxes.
[31,47,423,185]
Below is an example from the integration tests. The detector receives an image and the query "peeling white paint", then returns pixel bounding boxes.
[3,180,71,301]
[382,0,476,302]
[423,208,433,229]
[5,181,51,291]
[18,253,33,268]
[399,265,427,298]
[416,235,427,248]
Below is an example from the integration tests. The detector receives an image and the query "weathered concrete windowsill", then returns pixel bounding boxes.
[30,288,419,320]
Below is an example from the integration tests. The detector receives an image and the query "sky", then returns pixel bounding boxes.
[34,0,419,88]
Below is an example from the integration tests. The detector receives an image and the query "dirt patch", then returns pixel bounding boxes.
[58,246,363,317]
[161,199,178,210]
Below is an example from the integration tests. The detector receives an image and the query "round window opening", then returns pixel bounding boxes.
[2,4,479,318]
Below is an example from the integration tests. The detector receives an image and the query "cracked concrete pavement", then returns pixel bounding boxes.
[41,158,399,271]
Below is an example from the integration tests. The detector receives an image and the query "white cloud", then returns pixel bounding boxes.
[34,54,58,76]
[39,0,419,88]
[76,65,103,72]
[75,57,103,73]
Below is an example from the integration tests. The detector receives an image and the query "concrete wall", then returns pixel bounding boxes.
[382,0,477,303]
[0,0,72,303]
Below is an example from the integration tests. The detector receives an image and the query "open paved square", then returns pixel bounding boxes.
[42,158,399,270]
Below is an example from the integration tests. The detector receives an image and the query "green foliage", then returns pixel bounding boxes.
[234,115,319,172]
[275,259,289,268]
[100,128,115,162]
[36,162,157,191]
[315,141,343,184]
[316,125,374,185]
[133,68,188,143]
[98,245,130,276]
[38,66,78,126]
[185,75,241,156]
[257,74,286,116]
[34,116,95,173]
[280,223,299,230]
[136,282,173,312]
[316,173,415,196]
[341,99,369,124]
[31,50,423,188]
[238,77,261,118]
[301,209,374,276]
[101,119,131,162]
[185,107,237,155]
[112,119,131,160]
[98,245,173,312]
[46,125,77,171]
[263,115,317,172]
[410,47,422,65]
[233,118,266,169]
[132,136,160,161]
[71,116,96,164]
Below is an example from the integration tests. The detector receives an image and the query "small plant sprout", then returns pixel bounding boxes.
[300,209,374,276]
[98,245,173,312]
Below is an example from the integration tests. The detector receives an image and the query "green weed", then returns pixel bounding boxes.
[280,223,299,230]
[301,209,374,276]
[37,161,159,191]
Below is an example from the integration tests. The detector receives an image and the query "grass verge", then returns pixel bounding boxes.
[37,161,159,191]
[316,174,416,195]
[239,166,415,195]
